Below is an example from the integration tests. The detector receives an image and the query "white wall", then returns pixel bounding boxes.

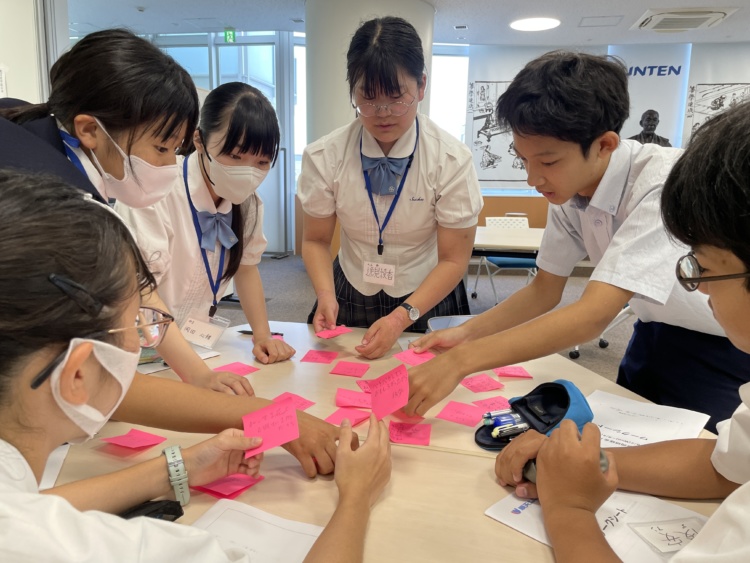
[0,0,42,102]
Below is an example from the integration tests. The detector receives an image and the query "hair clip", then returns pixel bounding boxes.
[48,273,103,317]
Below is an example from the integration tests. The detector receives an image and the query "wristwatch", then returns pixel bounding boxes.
[399,302,420,322]
[163,445,190,506]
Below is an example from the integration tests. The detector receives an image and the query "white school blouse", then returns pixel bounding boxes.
[116,154,267,326]
[535,140,723,336]
[0,440,248,562]
[297,114,483,298]
[670,382,750,561]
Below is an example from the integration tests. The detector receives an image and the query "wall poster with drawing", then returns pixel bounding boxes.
[685,83,750,138]
[466,80,527,182]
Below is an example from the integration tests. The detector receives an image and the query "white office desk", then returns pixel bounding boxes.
[55,322,719,562]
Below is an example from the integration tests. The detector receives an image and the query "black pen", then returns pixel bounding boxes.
[238,330,284,336]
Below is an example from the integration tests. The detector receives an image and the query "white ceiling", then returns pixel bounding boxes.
[69,1,750,46]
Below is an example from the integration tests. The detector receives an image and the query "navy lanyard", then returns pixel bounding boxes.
[183,156,226,317]
[360,119,419,256]
[58,129,88,177]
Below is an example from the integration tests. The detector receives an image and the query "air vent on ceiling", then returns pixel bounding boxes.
[631,8,737,32]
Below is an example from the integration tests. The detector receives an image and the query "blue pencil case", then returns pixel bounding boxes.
[474,379,594,451]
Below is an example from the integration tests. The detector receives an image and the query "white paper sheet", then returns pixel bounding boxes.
[39,444,70,491]
[588,390,710,447]
[138,349,220,375]
[486,491,706,562]
[192,499,323,562]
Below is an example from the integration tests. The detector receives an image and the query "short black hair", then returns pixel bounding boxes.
[661,101,750,286]
[346,16,425,99]
[495,51,630,156]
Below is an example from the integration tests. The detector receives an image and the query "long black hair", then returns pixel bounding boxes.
[0,28,199,154]
[197,82,280,281]
[0,169,156,406]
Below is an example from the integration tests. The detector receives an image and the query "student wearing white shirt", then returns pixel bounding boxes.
[406,51,750,432]
[0,171,391,563]
[494,100,750,563]
[117,82,295,366]
[299,16,483,359]
[0,29,350,478]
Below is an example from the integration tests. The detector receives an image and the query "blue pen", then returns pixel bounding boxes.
[482,412,523,426]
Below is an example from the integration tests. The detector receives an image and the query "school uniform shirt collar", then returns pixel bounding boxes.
[585,141,634,216]
[186,152,232,214]
[0,439,38,494]
[360,118,418,159]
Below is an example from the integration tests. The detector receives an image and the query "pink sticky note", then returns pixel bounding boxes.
[461,373,506,393]
[473,395,512,412]
[325,407,371,427]
[272,334,285,341]
[493,366,533,379]
[435,401,485,427]
[215,362,259,376]
[393,348,436,366]
[335,388,372,409]
[301,350,339,364]
[315,325,353,339]
[192,474,265,500]
[242,400,300,458]
[389,421,431,446]
[356,380,372,393]
[369,365,409,419]
[273,392,315,412]
[101,428,167,449]
[330,360,370,378]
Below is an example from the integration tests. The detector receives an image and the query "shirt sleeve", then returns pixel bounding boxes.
[589,189,680,304]
[240,194,267,266]
[297,142,337,219]
[114,200,173,285]
[433,143,483,229]
[535,205,588,277]
[711,383,750,485]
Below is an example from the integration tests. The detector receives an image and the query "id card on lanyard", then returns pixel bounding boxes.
[361,119,419,286]
[181,156,231,349]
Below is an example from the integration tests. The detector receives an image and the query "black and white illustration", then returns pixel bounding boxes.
[466,81,527,182]
[686,83,750,137]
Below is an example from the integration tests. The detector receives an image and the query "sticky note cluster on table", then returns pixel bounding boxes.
[242,399,300,458]
[368,365,409,419]
[101,429,166,449]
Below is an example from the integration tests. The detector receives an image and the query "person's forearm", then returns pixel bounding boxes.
[400,259,467,319]
[545,507,621,563]
[44,456,170,514]
[303,497,371,563]
[302,239,336,299]
[235,266,272,339]
[114,373,272,432]
[612,439,740,499]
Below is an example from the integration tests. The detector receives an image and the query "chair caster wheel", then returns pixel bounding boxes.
[569,350,580,359]
[598,339,609,349]
[471,292,478,299]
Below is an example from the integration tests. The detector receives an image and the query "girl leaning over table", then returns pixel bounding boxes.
[0,170,390,563]
[298,16,483,359]
[0,29,256,396]
[117,82,295,368]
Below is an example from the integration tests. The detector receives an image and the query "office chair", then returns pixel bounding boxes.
[568,304,635,359]
[471,215,538,305]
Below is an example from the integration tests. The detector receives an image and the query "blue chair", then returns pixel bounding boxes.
[471,216,538,304]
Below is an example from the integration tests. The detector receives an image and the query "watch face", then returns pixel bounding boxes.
[408,307,420,321]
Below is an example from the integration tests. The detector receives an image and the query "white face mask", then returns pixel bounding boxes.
[89,119,178,208]
[202,151,269,205]
[49,338,139,444]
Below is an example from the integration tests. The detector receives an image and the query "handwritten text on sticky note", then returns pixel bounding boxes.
[369,365,409,419]
[330,361,370,378]
[242,400,299,458]
[461,373,505,393]
[272,392,315,412]
[389,421,431,446]
[335,388,372,409]
[436,401,485,427]
[301,350,339,364]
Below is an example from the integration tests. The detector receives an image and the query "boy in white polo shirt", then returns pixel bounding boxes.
[406,51,750,432]
[495,99,750,563]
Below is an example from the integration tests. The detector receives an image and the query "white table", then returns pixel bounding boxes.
[472,226,545,259]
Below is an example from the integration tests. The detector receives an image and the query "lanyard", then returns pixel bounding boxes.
[360,119,419,256]
[183,156,226,317]
[58,129,88,177]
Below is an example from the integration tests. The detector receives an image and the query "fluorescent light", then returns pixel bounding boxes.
[510,17,561,31]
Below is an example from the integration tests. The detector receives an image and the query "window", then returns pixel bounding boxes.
[429,52,469,142]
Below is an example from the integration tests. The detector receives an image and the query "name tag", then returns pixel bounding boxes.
[363,260,396,286]
[181,314,230,349]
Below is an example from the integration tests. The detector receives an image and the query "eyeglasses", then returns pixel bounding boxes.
[676,252,750,292]
[352,94,417,118]
[29,306,174,390]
